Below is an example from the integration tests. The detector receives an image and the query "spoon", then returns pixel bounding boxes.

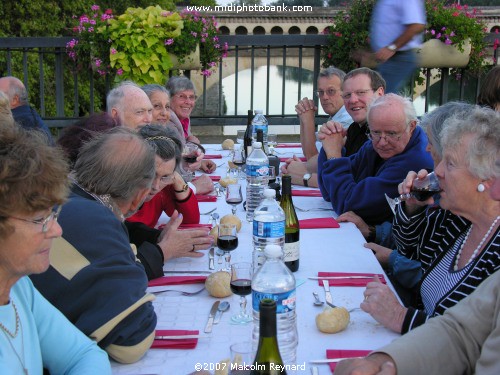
[214,301,230,324]
[312,292,324,307]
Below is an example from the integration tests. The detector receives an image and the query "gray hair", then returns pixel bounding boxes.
[166,76,196,96]
[420,102,474,160]
[74,127,155,204]
[344,67,386,92]
[0,76,29,104]
[142,84,170,99]
[106,80,142,114]
[138,124,182,167]
[441,105,500,180]
[318,66,346,82]
[367,93,417,127]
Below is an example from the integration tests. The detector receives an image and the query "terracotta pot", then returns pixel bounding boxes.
[170,44,201,70]
[417,39,471,68]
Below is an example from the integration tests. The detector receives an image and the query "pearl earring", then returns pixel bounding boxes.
[477,183,485,192]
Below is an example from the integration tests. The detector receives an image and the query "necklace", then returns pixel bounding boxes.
[454,215,500,271]
[0,301,28,374]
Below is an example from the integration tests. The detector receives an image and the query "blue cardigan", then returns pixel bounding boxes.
[318,126,433,225]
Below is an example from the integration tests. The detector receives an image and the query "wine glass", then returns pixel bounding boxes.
[232,146,246,179]
[230,262,253,324]
[267,133,277,148]
[181,142,199,181]
[218,223,238,271]
[226,184,243,215]
[385,172,441,213]
[236,130,245,145]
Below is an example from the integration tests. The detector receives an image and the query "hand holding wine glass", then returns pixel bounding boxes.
[225,184,243,215]
[181,142,200,181]
[217,223,238,271]
[230,262,253,324]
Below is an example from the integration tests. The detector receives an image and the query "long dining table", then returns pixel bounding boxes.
[111,144,400,375]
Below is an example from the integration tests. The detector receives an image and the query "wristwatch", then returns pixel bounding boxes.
[174,183,189,193]
[303,173,312,187]
[387,43,397,52]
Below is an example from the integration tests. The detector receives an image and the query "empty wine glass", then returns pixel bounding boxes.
[232,146,246,179]
[236,130,245,145]
[230,262,253,324]
[226,184,243,215]
[385,172,441,213]
[181,142,199,181]
[267,133,277,148]
[218,223,238,271]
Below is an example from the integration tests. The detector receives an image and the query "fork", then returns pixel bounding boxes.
[149,287,205,296]
[294,206,333,212]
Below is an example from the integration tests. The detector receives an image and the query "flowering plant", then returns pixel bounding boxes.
[322,0,489,77]
[66,5,227,84]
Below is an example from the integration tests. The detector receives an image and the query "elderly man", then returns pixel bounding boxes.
[107,80,153,129]
[318,93,433,225]
[283,68,385,187]
[0,75,53,143]
[30,129,160,364]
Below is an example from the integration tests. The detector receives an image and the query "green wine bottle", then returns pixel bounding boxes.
[280,175,300,272]
[250,299,287,375]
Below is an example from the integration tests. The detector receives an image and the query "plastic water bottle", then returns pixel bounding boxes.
[245,142,269,222]
[252,244,297,367]
[251,109,268,145]
[252,189,285,271]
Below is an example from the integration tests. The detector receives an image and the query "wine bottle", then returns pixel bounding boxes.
[256,129,267,155]
[250,299,287,375]
[280,175,300,272]
[244,109,254,159]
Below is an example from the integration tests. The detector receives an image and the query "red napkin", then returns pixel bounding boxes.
[299,218,339,229]
[193,175,221,182]
[148,275,207,287]
[151,329,199,349]
[178,223,213,230]
[279,156,306,162]
[326,349,371,372]
[196,195,217,202]
[292,189,322,197]
[317,272,387,287]
[204,154,222,159]
[276,143,302,148]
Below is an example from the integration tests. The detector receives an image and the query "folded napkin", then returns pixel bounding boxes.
[292,189,323,197]
[204,154,223,159]
[326,349,371,372]
[148,275,207,287]
[196,195,217,202]
[317,272,387,287]
[193,175,221,182]
[299,218,339,229]
[276,143,302,148]
[152,329,199,349]
[178,223,213,230]
[279,156,306,162]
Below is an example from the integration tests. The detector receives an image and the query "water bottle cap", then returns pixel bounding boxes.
[264,244,282,258]
[255,109,263,114]
[263,189,276,198]
[253,141,262,148]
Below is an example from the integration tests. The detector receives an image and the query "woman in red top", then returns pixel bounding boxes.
[127,125,200,228]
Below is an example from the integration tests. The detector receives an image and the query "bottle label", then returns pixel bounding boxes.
[253,124,267,132]
[246,164,269,177]
[252,289,296,314]
[253,220,285,238]
[284,241,299,262]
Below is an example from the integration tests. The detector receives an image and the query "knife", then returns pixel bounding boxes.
[162,270,212,275]
[309,357,362,364]
[204,301,220,333]
[208,247,215,270]
[322,279,334,306]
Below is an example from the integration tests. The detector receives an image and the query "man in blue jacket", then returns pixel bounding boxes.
[317,93,433,226]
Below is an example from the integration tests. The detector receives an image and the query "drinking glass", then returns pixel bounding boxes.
[232,147,246,179]
[385,172,441,213]
[230,262,253,324]
[218,223,238,271]
[236,130,245,145]
[181,142,199,181]
[226,184,243,215]
[267,133,277,148]
[230,341,254,369]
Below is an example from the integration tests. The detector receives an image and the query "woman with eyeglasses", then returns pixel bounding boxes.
[0,125,111,373]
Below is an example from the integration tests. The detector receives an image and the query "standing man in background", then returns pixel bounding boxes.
[370,0,426,94]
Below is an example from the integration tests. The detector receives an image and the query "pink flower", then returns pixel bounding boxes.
[165,39,174,45]
[94,59,102,67]
[444,39,452,45]
[111,48,117,55]
[91,5,100,11]
[117,68,123,76]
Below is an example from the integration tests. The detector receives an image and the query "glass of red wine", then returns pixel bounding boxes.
[181,142,199,181]
[385,172,441,213]
[225,184,243,215]
[217,223,238,271]
[230,262,253,324]
[232,146,246,179]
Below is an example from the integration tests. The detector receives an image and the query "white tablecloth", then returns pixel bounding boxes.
[111,145,399,375]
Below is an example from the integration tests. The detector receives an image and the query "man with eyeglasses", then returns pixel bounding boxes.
[318,93,433,226]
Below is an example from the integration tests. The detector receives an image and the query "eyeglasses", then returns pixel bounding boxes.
[315,88,338,98]
[174,94,197,102]
[366,129,406,143]
[341,89,374,100]
[9,205,62,234]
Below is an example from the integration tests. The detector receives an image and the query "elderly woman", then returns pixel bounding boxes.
[141,84,171,125]
[0,125,111,373]
[362,105,500,334]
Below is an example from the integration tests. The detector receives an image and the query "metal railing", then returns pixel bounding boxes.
[0,34,497,132]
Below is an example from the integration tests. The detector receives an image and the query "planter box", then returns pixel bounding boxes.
[417,39,471,68]
[170,44,201,70]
